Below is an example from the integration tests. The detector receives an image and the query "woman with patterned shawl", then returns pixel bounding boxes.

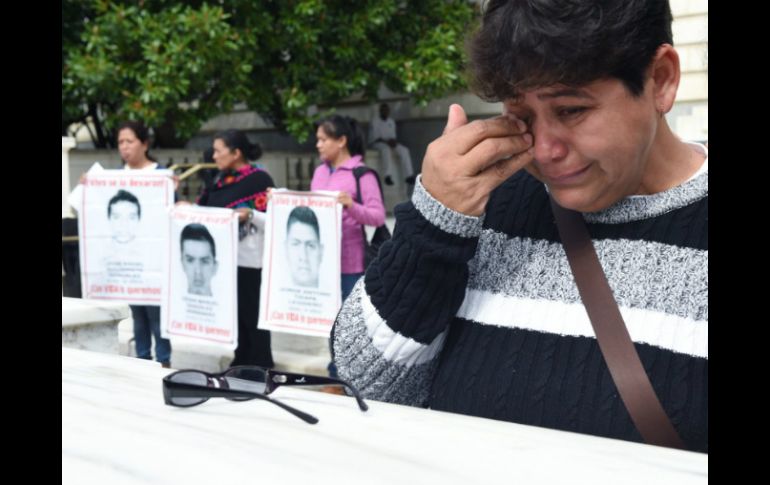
[197,129,274,367]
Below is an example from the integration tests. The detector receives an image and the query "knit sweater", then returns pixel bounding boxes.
[333,158,708,452]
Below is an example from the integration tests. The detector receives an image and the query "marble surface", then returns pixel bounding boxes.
[62,297,129,327]
[117,310,331,374]
[62,298,128,354]
[62,347,707,484]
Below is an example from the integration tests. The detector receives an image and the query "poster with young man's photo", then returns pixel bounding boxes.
[79,170,174,305]
[161,205,238,348]
[259,190,342,337]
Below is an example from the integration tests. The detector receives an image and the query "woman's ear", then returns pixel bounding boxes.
[650,44,681,115]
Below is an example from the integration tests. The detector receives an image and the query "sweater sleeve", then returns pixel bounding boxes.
[254,170,275,195]
[333,175,484,407]
[347,171,386,227]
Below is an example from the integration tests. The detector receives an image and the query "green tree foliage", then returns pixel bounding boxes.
[63,0,477,147]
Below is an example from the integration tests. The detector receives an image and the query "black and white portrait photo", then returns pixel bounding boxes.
[259,190,342,337]
[79,171,174,304]
[161,205,238,349]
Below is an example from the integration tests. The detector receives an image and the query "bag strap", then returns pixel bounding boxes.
[549,197,685,450]
[352,166,387,267]
[353,166,366,205]
[353,166,385,204]
[352,167,368,247]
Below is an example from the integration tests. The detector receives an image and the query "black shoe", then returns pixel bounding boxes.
[405,174,417,185]
[384,175,394,186]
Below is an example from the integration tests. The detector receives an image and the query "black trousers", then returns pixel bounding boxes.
[231,267,274,367]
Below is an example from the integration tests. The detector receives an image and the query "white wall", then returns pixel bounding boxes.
[669,0,708,141]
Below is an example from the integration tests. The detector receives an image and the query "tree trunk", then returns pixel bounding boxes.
[153,118,187,148]
[88,103,112,148]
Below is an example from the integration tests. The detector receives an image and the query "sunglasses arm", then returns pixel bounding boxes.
[165,381,319,424]
[271,371,369,411]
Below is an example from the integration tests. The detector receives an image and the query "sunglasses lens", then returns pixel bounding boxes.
[223,367,268,401]
[168,371,209,406]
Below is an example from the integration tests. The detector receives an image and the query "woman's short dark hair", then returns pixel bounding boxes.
[213,129,262,161]
[117,120,156,161]
[316,115,365,158]
[468,0,674,101]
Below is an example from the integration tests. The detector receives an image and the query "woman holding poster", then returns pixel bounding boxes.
[311,115,386,377]
[196,129,275,368]
[311,115,386,299]
[117,120,173,368]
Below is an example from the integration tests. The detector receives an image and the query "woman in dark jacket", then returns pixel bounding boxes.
[197,129,274,367]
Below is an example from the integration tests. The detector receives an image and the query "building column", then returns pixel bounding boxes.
[62,137,77,218]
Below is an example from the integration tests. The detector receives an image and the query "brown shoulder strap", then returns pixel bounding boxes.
[550,197,685,449]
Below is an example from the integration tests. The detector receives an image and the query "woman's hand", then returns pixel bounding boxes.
[175,200,192,207]
[337,191,354,208]
[235,207,252,223]
[420,104,534,216]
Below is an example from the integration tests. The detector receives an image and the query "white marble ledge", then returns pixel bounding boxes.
[62,347,707,485]
[62,297,130,327]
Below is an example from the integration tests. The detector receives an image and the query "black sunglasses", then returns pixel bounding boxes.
[162,366,368,424]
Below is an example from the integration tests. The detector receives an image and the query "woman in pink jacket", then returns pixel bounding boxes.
[311,115,386,301]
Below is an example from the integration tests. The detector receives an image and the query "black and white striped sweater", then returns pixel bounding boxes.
[333,157,708,452]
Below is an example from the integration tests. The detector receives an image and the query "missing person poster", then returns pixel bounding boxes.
[259,190,342,337]
[79,170,174,305]
[161,205,238,348]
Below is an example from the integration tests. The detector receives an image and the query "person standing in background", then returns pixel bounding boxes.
[312,115,386,378]
[117,120,172,368]
[195,129,275,368]
[369,103,416,186]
